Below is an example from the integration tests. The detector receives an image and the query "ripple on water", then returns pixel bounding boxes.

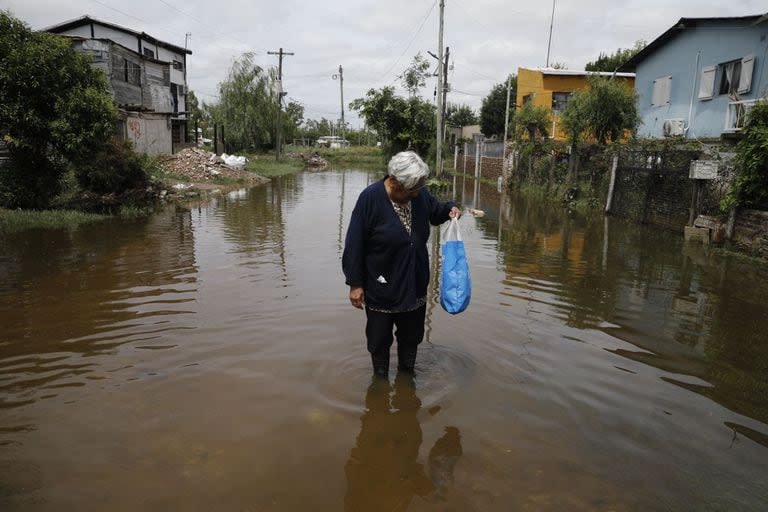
[312,342,476,414]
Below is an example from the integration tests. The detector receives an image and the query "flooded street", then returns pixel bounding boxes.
[1,169,767,511]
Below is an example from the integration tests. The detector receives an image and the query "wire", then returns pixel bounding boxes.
[377,0,437,80]
[451,88,485,97]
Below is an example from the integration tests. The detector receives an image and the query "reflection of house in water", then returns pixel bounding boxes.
[494,196,768,426]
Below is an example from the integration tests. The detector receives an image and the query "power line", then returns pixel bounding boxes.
[378,0,438,80]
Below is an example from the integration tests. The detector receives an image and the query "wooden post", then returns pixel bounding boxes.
[220,125,225,154]
[194,117,199,146]
[213,123,218,155]
[688,179,701,226]
[604,155,619,214]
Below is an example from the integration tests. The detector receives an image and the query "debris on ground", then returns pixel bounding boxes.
[159,148,267,185]
[299,152,329,171]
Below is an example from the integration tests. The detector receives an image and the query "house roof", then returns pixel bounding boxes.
[43,15,192,55]
[520,67,635,78]
[619,14,766,71]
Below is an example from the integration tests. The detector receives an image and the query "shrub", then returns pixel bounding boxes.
[722,101,768,211]
[75,138,149,194]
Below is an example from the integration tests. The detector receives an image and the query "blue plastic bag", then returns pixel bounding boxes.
[440,218,471,314]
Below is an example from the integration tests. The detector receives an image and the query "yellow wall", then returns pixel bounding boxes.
[516,68,635,141]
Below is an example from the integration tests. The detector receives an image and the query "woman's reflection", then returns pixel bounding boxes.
[344,374,463,511]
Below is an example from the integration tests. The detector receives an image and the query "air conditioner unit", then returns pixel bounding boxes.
[662,118,685,137]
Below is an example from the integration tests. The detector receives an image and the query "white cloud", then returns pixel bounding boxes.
[6,0,766,126]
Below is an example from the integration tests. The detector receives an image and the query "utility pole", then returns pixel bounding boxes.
[267,47,294,161]
[332,65,345,140]
[442,46,450,136]
[546,0,556,67]
[435,0,445,176]
[502,74,511,161]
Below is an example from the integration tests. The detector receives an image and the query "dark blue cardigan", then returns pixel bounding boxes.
[342,178,454,311]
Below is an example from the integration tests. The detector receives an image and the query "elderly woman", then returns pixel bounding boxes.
[342,151,460,377]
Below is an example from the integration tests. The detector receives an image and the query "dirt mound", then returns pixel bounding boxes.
[160,148,268,185]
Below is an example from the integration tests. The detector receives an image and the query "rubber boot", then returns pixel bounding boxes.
[397,344,418,373]
[371,351,390,378]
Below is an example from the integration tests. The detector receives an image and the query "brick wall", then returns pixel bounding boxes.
[459,155,504,181]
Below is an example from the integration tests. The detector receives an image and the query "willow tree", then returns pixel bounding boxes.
[215,53,277,152]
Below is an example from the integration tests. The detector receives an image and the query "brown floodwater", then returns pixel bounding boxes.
[1,169,767,511]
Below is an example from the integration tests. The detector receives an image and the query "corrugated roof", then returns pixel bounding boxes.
[619,14,765,71]
[43,15,192,55]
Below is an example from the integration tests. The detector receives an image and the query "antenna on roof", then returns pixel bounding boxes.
[545,0,556,67]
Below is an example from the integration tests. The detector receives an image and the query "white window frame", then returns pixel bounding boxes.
[698,66,716,100]
[724,99,757,132]
[651,76,672,107]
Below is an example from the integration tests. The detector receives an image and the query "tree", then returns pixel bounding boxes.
[299,117,335,141]
[446,104,477,127]
[0,11,118,208]
[560,75,639,145]
[480,75,516,138]
[400,53,432,97]
[513,103,551,141]
[350,86,435,159]
[214,52,277,152]
[585,40,647,72]
[559,75,640,185]
[722,102,768,211]
[281,101,304,143]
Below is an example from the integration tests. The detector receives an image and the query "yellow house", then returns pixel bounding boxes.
[516,68,635,140]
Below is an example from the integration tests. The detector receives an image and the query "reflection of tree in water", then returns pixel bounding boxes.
[218,177,304,282]
[484,190,768,429]
[345,374,463,511]
[0,208,198,407]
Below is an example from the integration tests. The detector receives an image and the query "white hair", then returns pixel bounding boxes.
[387,151,429,189]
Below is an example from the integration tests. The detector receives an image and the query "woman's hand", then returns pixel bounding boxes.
[449,206,461,219]
[349,286,365,309]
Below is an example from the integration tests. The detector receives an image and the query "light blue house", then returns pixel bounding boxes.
[620,14,768,139]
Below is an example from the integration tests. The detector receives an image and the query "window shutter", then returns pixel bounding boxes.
[698,66,716,99]
[738,55,754,94]
[653,76,671,106]
[652,79,662,106]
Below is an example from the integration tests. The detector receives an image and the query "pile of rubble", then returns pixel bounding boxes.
[299,152,329,171]
[160,148,267,185]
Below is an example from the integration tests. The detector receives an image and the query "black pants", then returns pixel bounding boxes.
[365,305,426,376]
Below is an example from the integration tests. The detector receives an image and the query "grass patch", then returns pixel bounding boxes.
[315,146,384,168]
[0,208,108,233]
[283,146,384,169]
[245,155,304,177]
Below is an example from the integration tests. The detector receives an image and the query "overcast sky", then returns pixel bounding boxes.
[6,0,767,127]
